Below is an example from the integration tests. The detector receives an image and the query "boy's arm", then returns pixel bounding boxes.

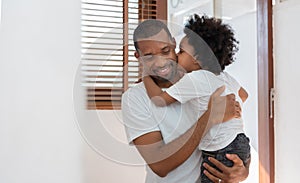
[143,76,177,106]
[238,87,248,103]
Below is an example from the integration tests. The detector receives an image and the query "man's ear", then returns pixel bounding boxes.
[134,51,140,58]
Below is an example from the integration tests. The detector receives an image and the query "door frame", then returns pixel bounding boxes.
[257,0,274,182]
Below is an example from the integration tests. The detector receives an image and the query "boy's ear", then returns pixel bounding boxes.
[134,51,140,58]
[193,58,202,69]
[192,59,199,65]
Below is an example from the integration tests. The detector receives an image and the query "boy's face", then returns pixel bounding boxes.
[135,29,178,83]
[177,36,201,73]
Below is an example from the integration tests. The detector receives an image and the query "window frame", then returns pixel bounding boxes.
[81,0,167,110]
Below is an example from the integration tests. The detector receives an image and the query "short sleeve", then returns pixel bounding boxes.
[166,71,214,103]
[122,87,160,144]
[223,72,241,91]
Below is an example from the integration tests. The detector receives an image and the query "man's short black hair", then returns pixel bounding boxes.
[133,19,173,51]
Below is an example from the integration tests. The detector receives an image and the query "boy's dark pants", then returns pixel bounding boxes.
[200,133,251,183]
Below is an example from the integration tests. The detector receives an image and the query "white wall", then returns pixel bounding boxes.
[274,1,300,182]
[0,0,147,182]
[223,12,259,183]
[0,0,83,182]
[225,12,258,151]
[73,76,146,183]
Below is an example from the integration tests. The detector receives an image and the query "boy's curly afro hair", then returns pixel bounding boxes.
[184,14,239,71]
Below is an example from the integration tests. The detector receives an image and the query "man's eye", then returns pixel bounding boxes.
[142,55,153,61]
[163,50,170,55]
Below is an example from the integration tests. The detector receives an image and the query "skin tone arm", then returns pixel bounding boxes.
[143,76,177,106]
[144,76,249,106]
[133,86,241,177]
[239,87,248,103]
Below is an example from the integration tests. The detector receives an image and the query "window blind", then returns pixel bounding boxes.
[81,0,162,110]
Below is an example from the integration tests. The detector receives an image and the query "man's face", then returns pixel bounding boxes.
[135,30,178,83]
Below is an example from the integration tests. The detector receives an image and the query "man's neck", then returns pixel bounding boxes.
[156,81,173,88]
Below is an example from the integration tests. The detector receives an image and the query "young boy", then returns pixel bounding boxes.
[142,14,251,183]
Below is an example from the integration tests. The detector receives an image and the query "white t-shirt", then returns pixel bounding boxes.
[166,70,245,151]
[122,83,202,183]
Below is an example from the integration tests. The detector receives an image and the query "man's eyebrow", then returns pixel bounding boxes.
[143,52,152,56]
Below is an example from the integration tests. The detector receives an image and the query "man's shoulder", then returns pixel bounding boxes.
[122,82,147,100]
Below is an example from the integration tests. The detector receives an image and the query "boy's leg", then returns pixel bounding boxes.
[226,133,251,165]
[201,151,234,183]
[200,133,251,183]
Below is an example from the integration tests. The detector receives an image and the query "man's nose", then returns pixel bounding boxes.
[153,56,167,67]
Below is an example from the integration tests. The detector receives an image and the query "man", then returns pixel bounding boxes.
[122,19,249,183]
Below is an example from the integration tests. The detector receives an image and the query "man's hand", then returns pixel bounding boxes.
[207,86,241,125]
[203,154,250,183]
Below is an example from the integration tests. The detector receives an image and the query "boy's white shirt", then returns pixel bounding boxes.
[166,70,245,151]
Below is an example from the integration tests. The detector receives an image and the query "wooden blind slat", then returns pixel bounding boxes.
[87,96,122,100]
[83,69,139,73]
[82,0,162,110]
[83,18,138,25]
[82,2,123,8]
[81,42,125,45]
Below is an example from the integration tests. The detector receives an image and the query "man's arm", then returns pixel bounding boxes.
[133,86,240,177]
[133,113,209,177]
